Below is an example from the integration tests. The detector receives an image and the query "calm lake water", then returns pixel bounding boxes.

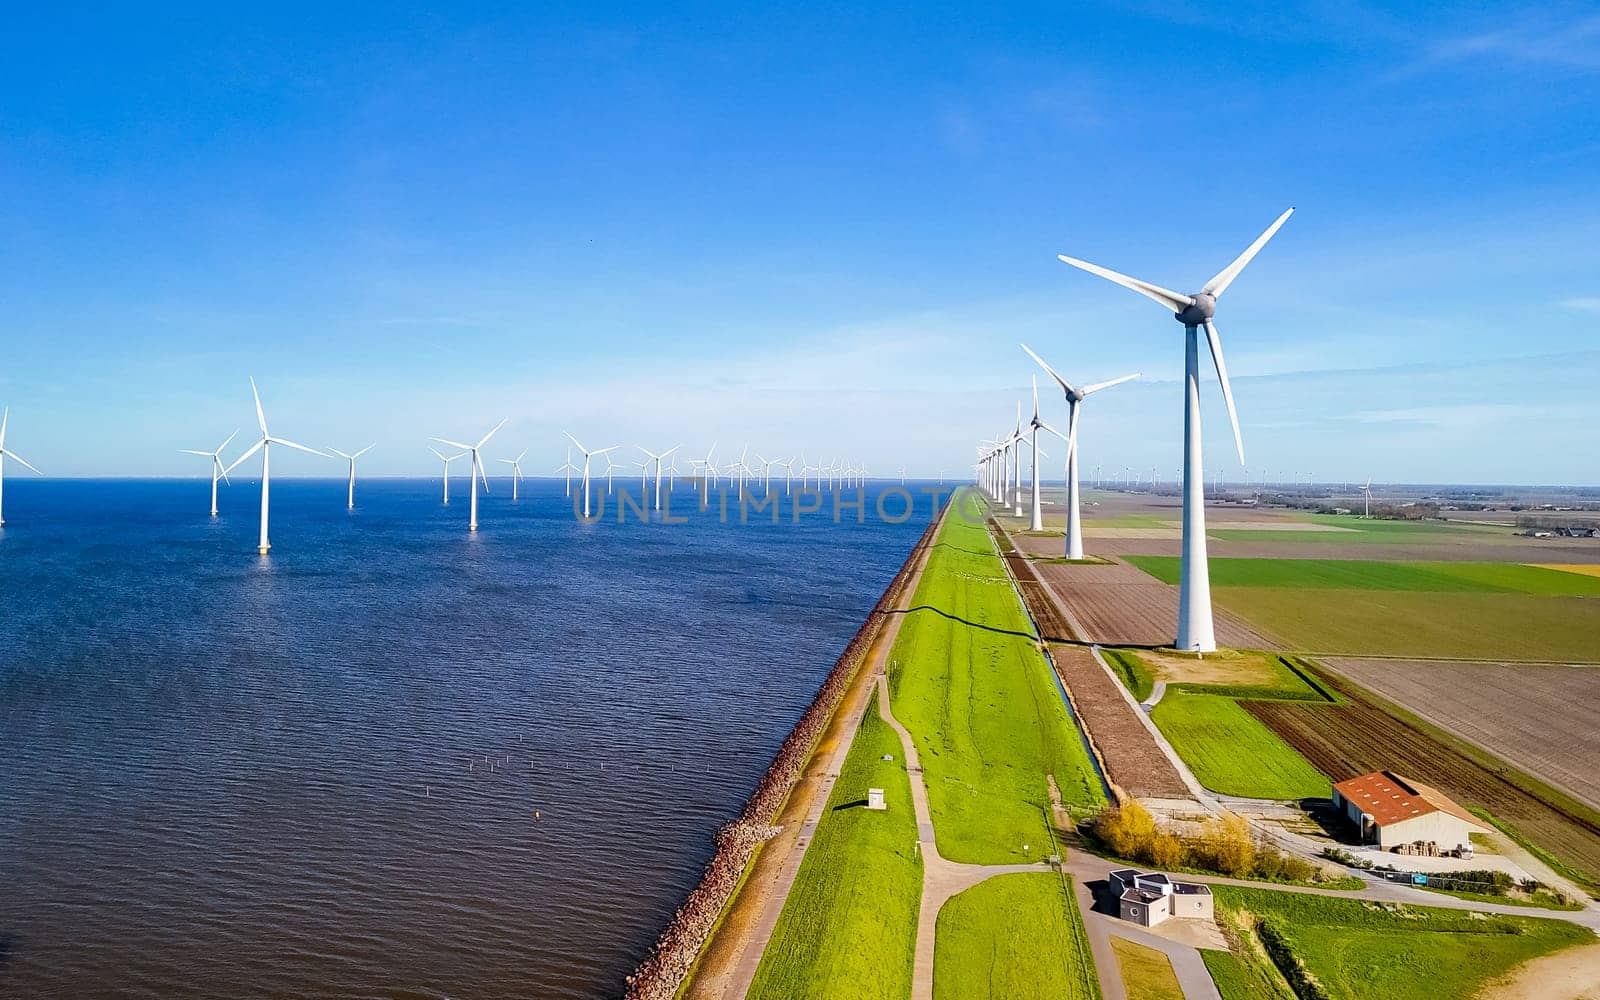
[0,476,933,999]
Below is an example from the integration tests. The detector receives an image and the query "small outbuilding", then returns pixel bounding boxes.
[1110,869,1214,927]
[1332,770,1490,853]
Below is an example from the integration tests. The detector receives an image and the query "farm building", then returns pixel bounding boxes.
[1110,869,1214,927]
[1332,771,1490,852]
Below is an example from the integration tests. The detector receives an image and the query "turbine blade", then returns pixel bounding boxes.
[1038,421,1068,442]
[1056,255,1194,312]
[272,437,330,458]
[217,456,232,485]
[249,377,269,434]
[1081,372,1141,396]
[180,449,214,456]
[0,407,7,448]
[476,418,508,449]
[1203,320,1246,465]
[1201,207,1294,298]
[563,431,586,454]
[431,437,474,450]
[225,438,265,473]
[5,450,41,475]
[429,447,447,461]
[217,428,240,453]
[354,444,376,458]
[1067,403,1081,464]
[330,448,352,460]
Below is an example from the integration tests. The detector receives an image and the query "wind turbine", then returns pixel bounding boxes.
[557,447,578,497]
[179,429,239,517]
[0,407,43,527]
[224,378,328,555]
[603,452,622,495]
[778,456,796,495]
[1360,477,1373,518]
[1020,375,1072,532]
[430,447,465,504]
[499,450,528,501]
[1058,207,1293,651]
[638,445,680,511]
[329,444,375,510]
[563,433,618,519]
[431,419,507,532]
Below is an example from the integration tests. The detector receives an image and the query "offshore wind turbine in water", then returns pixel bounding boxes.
[429,447,466,504]
[0,407,43,526]
[431,420,506,532]
[1021,343,1138,557]
[180,429,239,517]
[1058,207,1293,651]
[224,379,328,555]
[329,444,376,510]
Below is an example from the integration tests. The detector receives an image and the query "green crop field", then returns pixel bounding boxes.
[1150,692,1330,800]
[1126,556,1600,596]
[1215,589,1600,661]
[747,691,922,1000]
[1211,885,1593,1000]
[1206,514,1500,545]
[1110,938,1183,1000]
[889,489,1106,864]
[932,873,1100,1000]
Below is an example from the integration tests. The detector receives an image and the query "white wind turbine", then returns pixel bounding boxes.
[753,453,778,494]
[224,378,328,555]
[1020,376,1071,532]
[430,447,466,504]
[180,429,239,517]
[638,444,680,511]
[498,450,528,501]
[329,444,375,510]
[557,447,578,497]
[0,407,43,527]
[603,451,622,495]
[431,419,507,532]
[1360,477,1373,517]
[563,433,618,519]
[1022,344,1139,557]
[778,456,796,495]
[1058,207,1293,651]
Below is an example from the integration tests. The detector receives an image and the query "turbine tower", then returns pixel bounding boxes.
[638,444,680,511]
[557,447,578,497]
[499,449,528,501]
[329,444,375,510]
[180,429,239,517]
[1058,207,1292,651]
[432,419,507,532]
[224,378,327,555]
[430,447,465,504]
[0,407,43,526]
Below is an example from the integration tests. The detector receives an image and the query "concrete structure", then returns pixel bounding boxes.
[866,787,886,811]
[1332,771,1491,852]
[1110,869,1214,928]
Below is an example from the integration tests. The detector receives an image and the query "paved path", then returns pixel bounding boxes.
[1142,679,1168,709]
[872,671,1043,1000]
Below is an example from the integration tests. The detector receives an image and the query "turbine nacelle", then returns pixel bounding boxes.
[1174,293,1217,328]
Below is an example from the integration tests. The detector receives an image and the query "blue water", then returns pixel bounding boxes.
[0,476,933,999]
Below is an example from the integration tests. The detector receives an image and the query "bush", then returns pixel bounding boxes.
[1196,813,1257,877]
[1088,804,1332,886]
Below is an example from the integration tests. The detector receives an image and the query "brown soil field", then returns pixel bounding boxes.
[1321,658,1600,811]
[1081,533,1600,564]
[1030,559,1270,649]
[1048,643,1190,800]
[1245,669,1600,885]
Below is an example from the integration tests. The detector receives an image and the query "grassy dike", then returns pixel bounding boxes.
[747,692,922,1000]
[889,489,1107,862]
[932,873,1100,1000]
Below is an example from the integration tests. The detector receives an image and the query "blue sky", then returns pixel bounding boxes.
[2,2,1597,483]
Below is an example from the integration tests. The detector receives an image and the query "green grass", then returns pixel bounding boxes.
[1102,648,1155,701]
[1213,589,1600,660]
[1200,948,1292,1000]
[1125,556,1600,595]
[890,489,1107,863]
[747,691,922,1000]
[932,873,1100,1000]
[1110,937,1183,1000]
[1151,692,1330,800]
[1413,883,1583,911]
[1211,885,1594,1000]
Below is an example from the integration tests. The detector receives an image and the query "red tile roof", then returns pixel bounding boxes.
[1333,770,1487,830]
